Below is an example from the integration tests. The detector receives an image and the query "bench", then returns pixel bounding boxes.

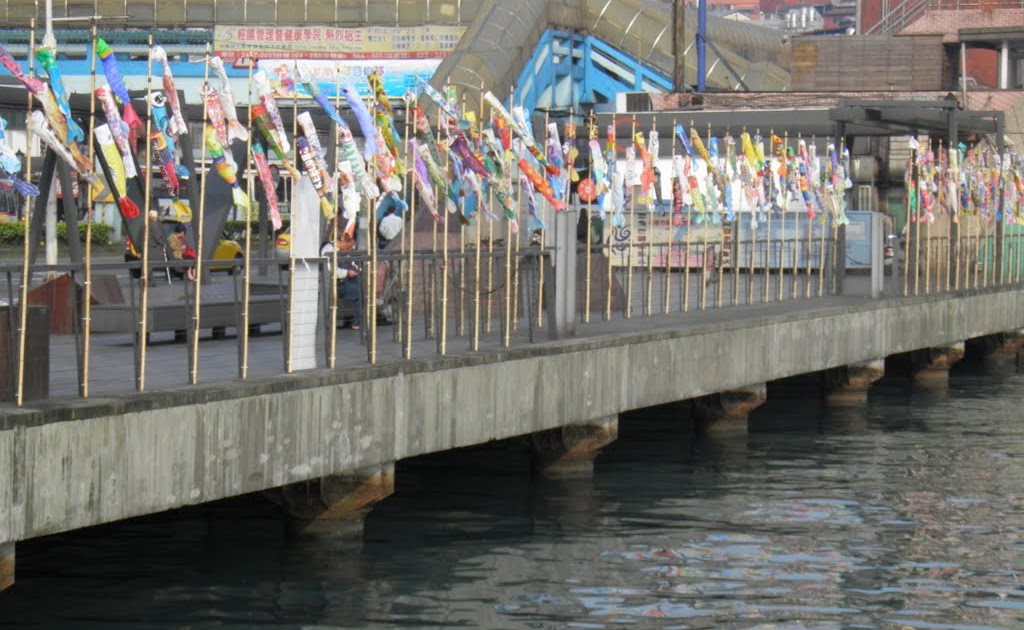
[90,294,284,342]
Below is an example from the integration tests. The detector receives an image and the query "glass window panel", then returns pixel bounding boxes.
[336,0,366,24]
[187,0,215,24]
[215,0,244,23]
[430,1,459,24]
[155,0,186,25]
[246,0,277,24]
[395,0,426,24]
[124,1,154,24]
[365,0,396,24]
[306,0,334,23]
[95,1,127,18]
[7,0,41,23]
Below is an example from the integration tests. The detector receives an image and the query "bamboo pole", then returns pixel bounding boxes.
[81,23,99,397]
[713,125,724,307]
[815,139,827,298]
[763,130,773,304]
[698,124,709,311]
[321,69,341,366]
[626,116,636,318]
[605,117,614,320]
[585,111,596,322]
[189,44,212,385]
[403,92,416,359]
[504,105,516,347]
[457,92,467,338]
[535,110,549,330]
[682,125,691,312]
[240,54,255,378]
[439,93,449,356]
[137,34,155,391]
[803,141,814,300]
[367,91,378,364]
[777,132,786,303]
[729,131,740,307]
[15,19,36,407]
[285,61,300,373]
[664,118,676,314]
[472,83,484,350]
[645,117,655,317]
[483,89,491,338]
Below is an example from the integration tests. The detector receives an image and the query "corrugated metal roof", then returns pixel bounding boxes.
[431,0,792,118]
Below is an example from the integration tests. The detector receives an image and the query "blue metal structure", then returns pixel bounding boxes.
[515,29,672,115]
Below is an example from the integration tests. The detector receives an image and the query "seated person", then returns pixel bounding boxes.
[321,232,362,330]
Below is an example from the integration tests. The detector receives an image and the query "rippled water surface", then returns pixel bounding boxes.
[2,360,1023,629]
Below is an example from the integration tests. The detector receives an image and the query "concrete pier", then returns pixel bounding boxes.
[968,330,1024,369]
[531,416,619,479]
[1,287,1023,561]
[912,342,966,384]
[824,359,886,405]
[276,464,395,540]
[0,542,11,592]
[692,383,767,432]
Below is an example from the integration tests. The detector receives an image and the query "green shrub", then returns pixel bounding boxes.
[0,221,114,246]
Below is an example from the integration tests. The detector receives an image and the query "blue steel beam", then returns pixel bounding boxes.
[516,29,671,115]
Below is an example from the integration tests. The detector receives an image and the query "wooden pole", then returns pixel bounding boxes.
[137,34,155,391]
[189,44,212,385]
[15,19,36,407]
[81,23,99,397]
[240,53,255,378]
[403,91,416,359]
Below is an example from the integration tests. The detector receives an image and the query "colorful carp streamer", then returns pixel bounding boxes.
[95,39,142,134]
[0,117,37,198]
[30,111,95,183]
[204,127,250,212]
[250,142,282,230]
[0,43,44,94]
[209,56,248,143]
[253,71,289,154]
[251,103,300,180]
[95,85,136,178]
[150,47,187,137]
[34,47,84,143]
[341,82,378,160]
[295,135,334,218]
[93,123,139,219]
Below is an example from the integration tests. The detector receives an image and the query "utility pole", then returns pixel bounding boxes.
[673,0,686,92]
[697,0,707,92]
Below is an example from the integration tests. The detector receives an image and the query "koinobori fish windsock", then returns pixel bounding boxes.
[208,56,248,143]
[341,82,378,160]
[94,123,140,220]
[95,39,142,134]
[0,116,38,198]
[34,47,85,143]
[204,127,250,211]
[150,46,188,137]
[95,85,137,178]
[250,142,282,230]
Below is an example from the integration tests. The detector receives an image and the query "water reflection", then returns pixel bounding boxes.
[1,365,1022,629]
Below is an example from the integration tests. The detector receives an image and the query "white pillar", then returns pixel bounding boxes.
[1000,40,1010,89]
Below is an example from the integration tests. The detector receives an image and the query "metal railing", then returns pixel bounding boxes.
[2,207,1023,405]
[864,0,1024,35]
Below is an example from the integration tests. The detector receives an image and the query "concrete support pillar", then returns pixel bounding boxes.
[1000,40,1010,90]
[692,383,767,432]
[968,330,1024,369]
[823,359,885,405]
[278,463,395,539]
[0,542,12,592]
[531,415,618,479]
[912,342,965,384]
